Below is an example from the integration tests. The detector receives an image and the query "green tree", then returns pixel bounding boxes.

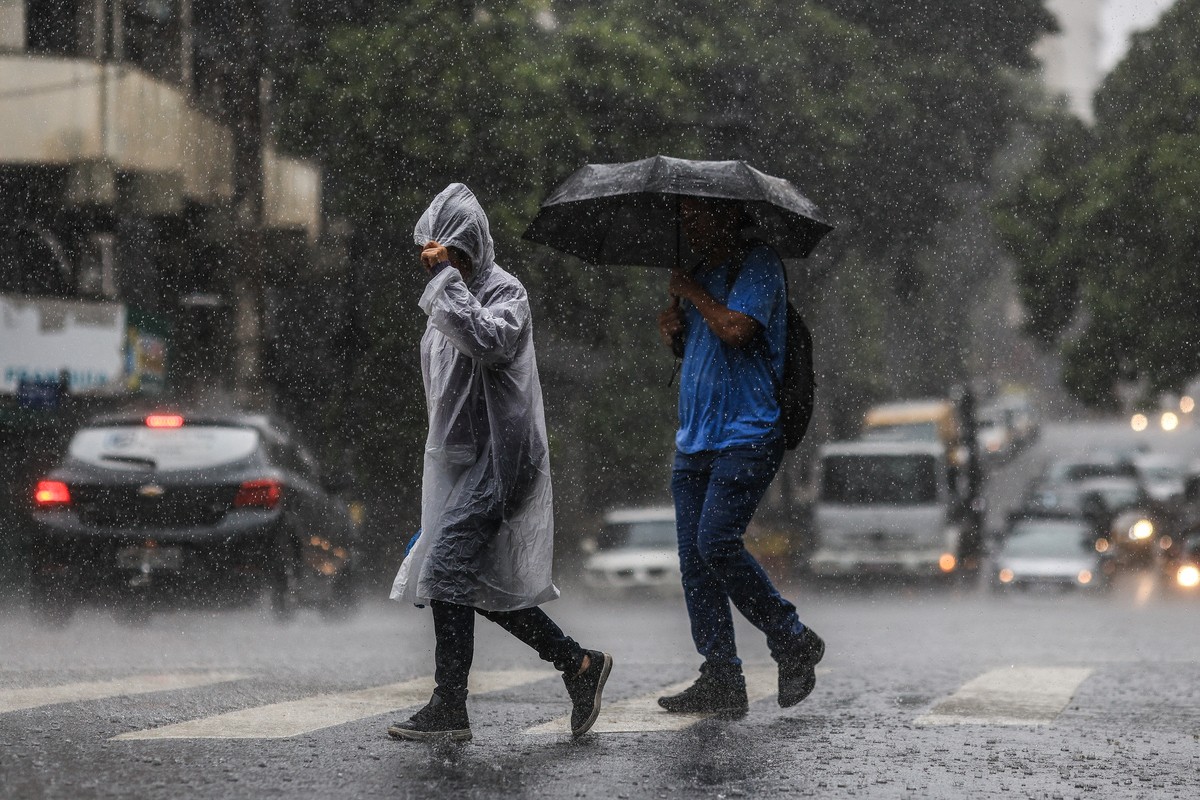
[996,0,1200,407]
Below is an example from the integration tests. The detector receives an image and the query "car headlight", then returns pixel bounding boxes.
[1177,564,1200,589]
[998,568,1014,583]
[1076,569,1093,585]
[1129,519,1154,541]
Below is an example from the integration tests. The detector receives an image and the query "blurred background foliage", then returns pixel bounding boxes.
[995,0,1200,409]
[268,0,1062,556]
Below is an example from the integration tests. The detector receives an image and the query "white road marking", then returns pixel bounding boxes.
[0,672,246,715]
[915,666,1093,726]
[524,664,793,735]
[112,669,552,740]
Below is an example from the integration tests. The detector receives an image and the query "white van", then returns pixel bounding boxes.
[809,440,966,578]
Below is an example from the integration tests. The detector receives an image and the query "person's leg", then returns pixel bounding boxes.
[477,605,613,737]
[658,449,749,716]
[476,605,585,675]
[432,599,475,702]
[672,448,743,677]
[388,599,474,741]
[694,440,808,659]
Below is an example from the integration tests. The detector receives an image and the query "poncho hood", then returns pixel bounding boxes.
[413,183,496,289]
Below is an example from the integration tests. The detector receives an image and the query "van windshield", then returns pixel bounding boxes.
[821,455,940,504]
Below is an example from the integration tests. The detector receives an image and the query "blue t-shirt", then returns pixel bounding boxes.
[676,244,787,453]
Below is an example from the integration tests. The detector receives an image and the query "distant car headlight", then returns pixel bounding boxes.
[938,553,956,573]
[1094,538,1110,553]
[1161,412,1179,432]
[1177,564,1200,589]
[1076,569,1093,585]
[998,568,1014,583]
[1129,519,1154,541]
[1131,413,1149,432]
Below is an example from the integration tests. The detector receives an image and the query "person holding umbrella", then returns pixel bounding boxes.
[524,156,831,716]
[655,196,825,717]
[388,183,612,742]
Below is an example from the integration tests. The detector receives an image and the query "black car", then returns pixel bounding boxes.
[27,411,358,624]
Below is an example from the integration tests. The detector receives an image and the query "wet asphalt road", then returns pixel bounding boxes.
[2,421,1198,799]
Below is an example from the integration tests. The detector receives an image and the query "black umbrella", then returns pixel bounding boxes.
[522,155,833,268]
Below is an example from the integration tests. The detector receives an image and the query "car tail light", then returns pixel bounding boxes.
[34,480,71,507]
[145,414,184,428]
[234,479,282,510]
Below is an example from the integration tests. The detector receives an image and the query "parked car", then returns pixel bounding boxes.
[581,507,681,596]
[27,411,359,625]
[991,515,1113,592]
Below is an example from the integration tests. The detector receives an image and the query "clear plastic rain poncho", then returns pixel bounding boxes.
[391,184,559,611]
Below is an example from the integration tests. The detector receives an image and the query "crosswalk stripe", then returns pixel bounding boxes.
[523,664,787,735]
[0,672,246,715]
[112,669,553,740]
[915,666,1093,726]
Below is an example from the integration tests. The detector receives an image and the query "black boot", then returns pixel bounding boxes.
[563,650,613,736]
[778,626,825,708]
[658,664,748,718]
[387,692,472,742]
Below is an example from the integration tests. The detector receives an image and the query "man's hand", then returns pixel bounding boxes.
[668,268,704,304]
[420,240,450,272]
[658,297,685,351]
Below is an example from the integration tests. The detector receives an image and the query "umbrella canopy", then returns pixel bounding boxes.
[522,155,834,268]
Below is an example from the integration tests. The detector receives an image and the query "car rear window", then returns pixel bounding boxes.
[68,426,261,472]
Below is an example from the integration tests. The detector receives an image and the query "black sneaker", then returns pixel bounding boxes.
[778,626,825,708]
[387,693,472,742]
[657,668,748,718]
[563,650,613,737]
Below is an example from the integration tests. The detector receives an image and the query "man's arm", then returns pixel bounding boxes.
[667,269,760,348]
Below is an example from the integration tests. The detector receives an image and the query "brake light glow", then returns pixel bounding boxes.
[145,414,184,428]
[34,480,71,507]
[234,479,282,510]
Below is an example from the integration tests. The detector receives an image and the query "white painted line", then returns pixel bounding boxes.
[113,669,552,740]
[0,672,247,715]
[915,667,1093,726]
[524,664,790,735]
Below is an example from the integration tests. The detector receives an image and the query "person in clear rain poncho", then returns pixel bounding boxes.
[387,184,612,742]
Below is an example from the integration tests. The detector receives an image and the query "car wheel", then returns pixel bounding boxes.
[27,580,74,629]
[269,539,301,623]
[114,601,153,627]
[319,566,360,621]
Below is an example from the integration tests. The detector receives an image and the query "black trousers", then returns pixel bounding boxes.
[431,599,584,702]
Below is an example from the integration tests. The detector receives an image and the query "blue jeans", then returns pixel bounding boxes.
[672,439,806,677]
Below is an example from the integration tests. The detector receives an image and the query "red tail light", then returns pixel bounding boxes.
[234,479,282,510]
[146,414,184,428]
[35,480,71,507]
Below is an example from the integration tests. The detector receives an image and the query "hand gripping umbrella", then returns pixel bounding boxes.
[521,155,834,268]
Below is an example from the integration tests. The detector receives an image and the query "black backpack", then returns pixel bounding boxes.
[725,245,816,450]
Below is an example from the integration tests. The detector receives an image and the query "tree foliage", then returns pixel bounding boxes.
[997,0,1200,407]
